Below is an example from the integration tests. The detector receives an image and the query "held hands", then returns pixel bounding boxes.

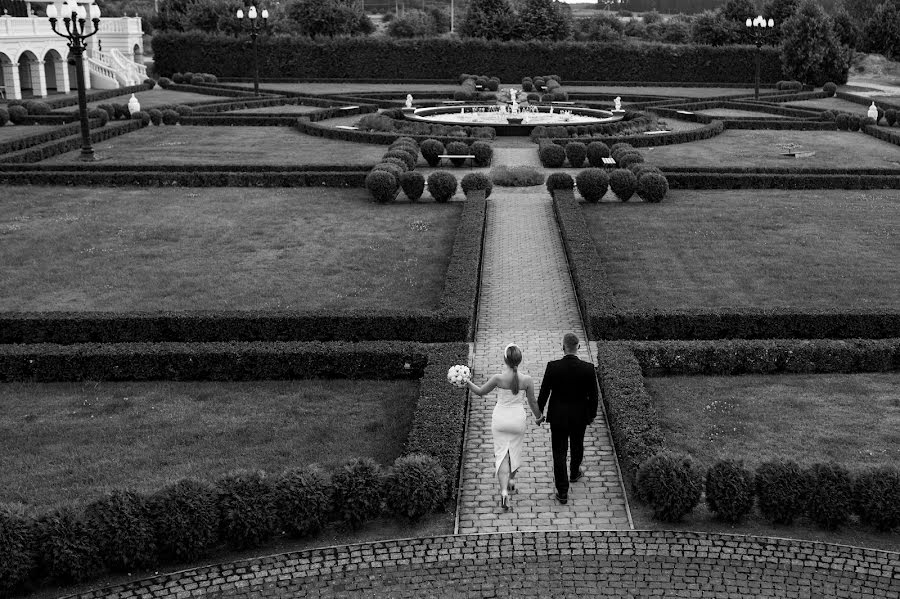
[533,414,545,426]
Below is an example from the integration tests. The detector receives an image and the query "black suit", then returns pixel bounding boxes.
[537,354,599,497]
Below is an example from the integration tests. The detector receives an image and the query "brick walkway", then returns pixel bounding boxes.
[455,148,631,533]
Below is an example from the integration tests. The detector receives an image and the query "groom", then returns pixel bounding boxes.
[537,333,599,505]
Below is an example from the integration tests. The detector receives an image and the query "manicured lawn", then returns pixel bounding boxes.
[568,86,755,98]
[84,89,235,110]
[224,104,324,114]
[584,190,900,310]
[697,108,786,118]
[0,124,59,142]
[257,82,461,95]
[41,125,388,165]
[648,372,900,471]
[643,130,900,168]
[0,187,459,311]
[785,97,873,115]
[0,378,420,510]
[632,372,900,553]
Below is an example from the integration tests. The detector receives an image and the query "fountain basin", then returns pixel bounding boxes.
[405,104,625,136]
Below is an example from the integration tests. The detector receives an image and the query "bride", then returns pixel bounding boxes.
[466,343,543,510]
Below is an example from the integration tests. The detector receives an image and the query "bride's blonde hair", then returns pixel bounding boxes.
[504,343,522,394]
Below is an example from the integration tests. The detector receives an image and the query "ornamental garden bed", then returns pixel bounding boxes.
[39,126,388,166]
[785,97,876,115]
[223,104,325,115]
[76,89,236,111]
[0,187,458,313]
[0,378,420,511]
[643,130,900,169]
[0,124,59,143]
[583,189,900,312]
[696,108,791,119]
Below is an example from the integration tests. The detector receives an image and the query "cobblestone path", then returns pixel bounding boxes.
[455,148,632,534]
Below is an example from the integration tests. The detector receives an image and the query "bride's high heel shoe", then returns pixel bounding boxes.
[500,491,510,511]
[507,479,516,493]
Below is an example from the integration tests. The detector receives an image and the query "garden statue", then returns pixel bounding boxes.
[868,102,878,121]
[614,97,622,111]
[406,94,413,109]
[128,93,140,115]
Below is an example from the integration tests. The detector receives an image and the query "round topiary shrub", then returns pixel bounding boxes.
[273,465,332,539]
[148,479,217,563]
[705,460,754,523]
[630,163,663,178]
[190,74,205,85]
[161,109,180,125]
[461,172,493,198]
[183,71,194,81]
[471,141,493,167]
[586,141,611,166]
[0,107,9,127]
[755,460,809,525]
[24,100,51,115]
[366,169,399,203]
[158,76,173,88]
[8,105,29,124]
[534,77,545,89]
[820,110,836,122]
[637,172,669,203]
[399,171,426,201]
[848,115,861,132]
[33,508,102,584]
[617,151,645,169]
[84,489,156,573]
[853,465,900,532]
[610,142,635,162]
[175,104,193,117]
[445,141,470,167]
[216,469,277,549]
[862,116,876,127]
[834,113,849,130]
[113,103,130,119]
[575,168,609,203]
[87,108,109,126]
[381,156,409,172]
[526,92,541,102]
[609,168,637,202]
[132,110,151,127]
[539,142,566,168]
[420,139,445,167]
[331,457,384,530]
[823,82,837,96]
[886,108,898,126]
[148,108,163,126]
[143,78,156,88]
[97,103,115,120]
[172,72,185,84]
[384,454,447,522]
[383,149,416,170]
[0,508,34,596]
[635,452,703,522]
[371,162,404,181]
[202,73,218,83]
[565,141,587,168]
[522,80,534,92]
[427,170,458,203]
[805,462,853,529]
[546,172,575,194]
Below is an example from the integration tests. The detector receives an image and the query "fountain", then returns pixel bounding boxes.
[404,86,625,136]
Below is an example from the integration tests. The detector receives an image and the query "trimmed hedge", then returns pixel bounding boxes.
[0,119,106,156]
[0,120,142,164]
[0,170,370,188]
[152,34,784,84]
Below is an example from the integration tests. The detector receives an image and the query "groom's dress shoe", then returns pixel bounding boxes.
[570,469,586,483]
[554,492,568,505]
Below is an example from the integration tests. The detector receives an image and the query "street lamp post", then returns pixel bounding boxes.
[746,15,774,101]
[236,3,268,96]
[47,0,101,161]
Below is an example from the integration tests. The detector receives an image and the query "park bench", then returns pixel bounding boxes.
[601,157,617,167]
[438,153,476,166]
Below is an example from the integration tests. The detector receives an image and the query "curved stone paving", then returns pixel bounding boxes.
[456,148,631,533]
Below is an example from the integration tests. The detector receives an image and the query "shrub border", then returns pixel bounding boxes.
[0,119,106,156]
[0,120,143,164]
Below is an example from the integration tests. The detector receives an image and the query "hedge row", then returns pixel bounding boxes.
[660,166,900,176]
[160,81,262,98]
[635,453,900,529]
[835,91,900,112]
[0,120,142,164]
[664,100,821,119]
[295,118,491,147]
[0,163,365,173]
[0,455,450,596]
[0,170,369,188]
[438,198,487,341]
[592,310,900,341]
[0,340,435,382]
[175,115,300,126]
[151,34,784,84]
[664,172,900,190]
[721,120,837,131]
[0,200,484,344]
[864,124,900,149]
[189,97,346,114]
[0,119,104,156]
[598,338,900,476]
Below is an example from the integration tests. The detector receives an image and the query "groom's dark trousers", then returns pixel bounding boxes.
[537,354,599,498]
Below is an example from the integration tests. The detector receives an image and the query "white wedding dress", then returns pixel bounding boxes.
[492,387,528,474]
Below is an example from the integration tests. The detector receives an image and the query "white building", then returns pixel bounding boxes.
[1,0,145,100]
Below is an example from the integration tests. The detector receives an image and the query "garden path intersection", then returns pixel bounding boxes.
[456,147,632,534]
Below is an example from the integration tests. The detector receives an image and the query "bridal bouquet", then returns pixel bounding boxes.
[446,365,471,389]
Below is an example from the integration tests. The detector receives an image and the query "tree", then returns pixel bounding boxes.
[720,0,757,22]
[691,10,742,45]
[285,0,372,38]
[780,0,849,85]
[517,0,573,41]
[831,8,859,49]
[386,9,435,38]
[459,0,517,39]
[861,2,900,59]
[762,0,798,39]
[837,0,900,28]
